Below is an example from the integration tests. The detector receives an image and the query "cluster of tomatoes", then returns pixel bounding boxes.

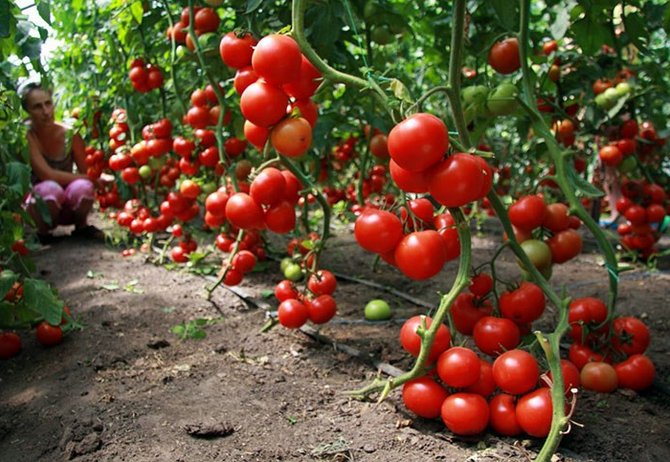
[274,238,338,329]
[166,5,220,52]
[221,32,320,156]
[355,199,461,280]
[128,58,164,93]
[567,297,655,392]
[615,179,668,258]
[508,194,583,278]
[398,313,560,438]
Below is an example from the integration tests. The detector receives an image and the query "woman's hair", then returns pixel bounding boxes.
[18,81,51,111]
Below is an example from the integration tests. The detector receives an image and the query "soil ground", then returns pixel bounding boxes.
[1,218,669,462]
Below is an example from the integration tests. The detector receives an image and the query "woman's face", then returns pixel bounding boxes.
[25,89,55,127]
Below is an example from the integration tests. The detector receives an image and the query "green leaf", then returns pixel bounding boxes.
[566,164,604,198]
[7,162,30,196]
[191,329,206,339]
[572,16,611,55]
[490,0,518,31]
[622,12,648,52]
[0,0,11,39]
[0,270,18,301]
[130,1,144,24]
[0,301,15,328]
[171,324,185,336]
[261,289,274,298]
[389,78,413,104]
[550,8,570,40]
[22,277,63,325]
[99,281,120,291]
[246,0,264,14]
[36,0,51,26]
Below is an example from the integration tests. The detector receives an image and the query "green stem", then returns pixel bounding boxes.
[160,0,188,117]
[291,0,393,117]
[446,0,471,149]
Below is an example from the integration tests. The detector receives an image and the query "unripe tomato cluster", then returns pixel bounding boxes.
[128,58,163,93]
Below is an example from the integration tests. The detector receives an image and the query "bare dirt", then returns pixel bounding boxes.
[1,219,669,462]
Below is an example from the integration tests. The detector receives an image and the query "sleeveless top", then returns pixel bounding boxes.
[30,125,75,184]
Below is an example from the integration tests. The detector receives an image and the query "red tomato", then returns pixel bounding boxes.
[580,361,618,393]
[394,231,447,280]
[615,354,655,391]
[489,393,523,436]
[387,113,449,172]
[232,250,257,274]
[542,39,558,55]
[568,343,604,370]
[225,193,265,230]
[499,281,545,324]
[488,37,521,74]
[451,292,492,336]
[434,212,461,262]
[402,376,449,419]
[250,167,287,207]
[369,133,389,159]
[35,322,63,347]
[429,153,486,207]
[473,316,521,356]
[243,120,270,150]
[354,209,403,254]
[389,159,431,193]
[307,294,337,324]
[194,7,219,33]
[463,358,496,398]
[547,229,583,263]
[437,346,482,388]
[264,200,296,234]
[399,315,451,363]
[611,316,650,356]
[568,297,608,344]
[282,55,322,100]
[516,388,552,437]
[274,280,299,302]
[307,270,337,296]
[270,117,312,158]
[251,34,302,86]
[544,359,581,393]
[400,198,434,230]
[0,332,21,359]
[599,145,623,167]
[469,273,493,297]
[219,32,256,69]
[240,81,289,128]
[542,203,570,232]
[234,66,259,95]
[277,298,309,328]
[509,195,546,231]
[492,349,540,395]
[440,393,489,435]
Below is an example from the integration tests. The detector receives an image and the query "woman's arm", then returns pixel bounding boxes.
[28,131,88,186]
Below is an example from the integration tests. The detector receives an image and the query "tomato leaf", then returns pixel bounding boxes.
[22,277,63,325]
[36,0,51,26]
[129,1,143,24]
[7,162,30,196]
[0,0,11,39]
[566,164,604,198]
[550,7,571,40]
[571,16,612,55]
[245,0,263,14]
[490,0,518,32]
[0,270,18,301]
[622,12,648,52]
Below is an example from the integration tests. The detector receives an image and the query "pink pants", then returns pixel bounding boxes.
[27,179,95,228]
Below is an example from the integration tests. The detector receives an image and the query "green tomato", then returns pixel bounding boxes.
[618,155,637,174]
[614,81,631,97]
[462,85,489,106]
[283,263,303,282]
[147,156,165,170]
[138,165,152,179]
[201,182,217,195]
[486,82,519,116]
[518,239,552,271]
[521,261,553,281]
[280,257,293,273]
[364,299,392,321]
[370,26,393,45]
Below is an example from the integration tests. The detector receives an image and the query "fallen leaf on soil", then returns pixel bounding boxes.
[183,421,234,439]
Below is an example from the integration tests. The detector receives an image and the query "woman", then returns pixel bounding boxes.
[20,82,99,242]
